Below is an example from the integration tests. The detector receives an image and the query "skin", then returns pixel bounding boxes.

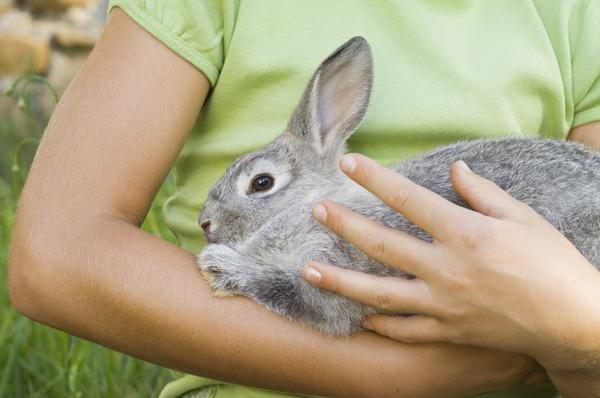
[303,123,600,397]
[6,8,550,398]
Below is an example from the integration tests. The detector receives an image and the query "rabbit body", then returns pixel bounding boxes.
[199,137,600,336]
[197,37,600,336]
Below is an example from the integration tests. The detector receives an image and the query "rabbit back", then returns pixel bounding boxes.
[389,138,600,269]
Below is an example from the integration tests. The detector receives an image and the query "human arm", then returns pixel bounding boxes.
[569,121,600,149]
[550,121,600,394]
[302,124,600,396]
[6,9,541,398]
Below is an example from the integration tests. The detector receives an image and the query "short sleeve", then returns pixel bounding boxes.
[572,0,600,127]
[108,0,239,86]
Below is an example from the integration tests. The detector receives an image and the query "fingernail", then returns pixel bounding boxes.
[457,160,471,173]
[304,265,322,284]
[362,319,373,330]
[312,204,327,223]
[340,154,357,174]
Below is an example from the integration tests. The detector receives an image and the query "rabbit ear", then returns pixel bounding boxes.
[287,36,373,157]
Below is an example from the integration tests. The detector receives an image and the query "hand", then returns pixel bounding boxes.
[303,153,600,373]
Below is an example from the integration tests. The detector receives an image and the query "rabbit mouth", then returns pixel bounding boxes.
[204,231,218,244]
[205,229,239,246]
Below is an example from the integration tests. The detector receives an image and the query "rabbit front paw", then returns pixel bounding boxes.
[197,244,246,298]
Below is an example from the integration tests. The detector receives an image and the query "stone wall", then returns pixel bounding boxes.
[1,0,107,121]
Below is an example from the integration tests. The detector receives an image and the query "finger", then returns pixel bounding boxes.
[363,314,445,343]
[339,153,474,240]
[313,201,437,278]
[303,261,434,315]
[450,160,534,221]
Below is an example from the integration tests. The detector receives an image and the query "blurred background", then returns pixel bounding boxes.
[1,1,180,396]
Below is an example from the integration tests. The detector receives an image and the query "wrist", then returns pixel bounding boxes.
[546,367,600,397]
[534,270,600,373]
[547,333,600,374]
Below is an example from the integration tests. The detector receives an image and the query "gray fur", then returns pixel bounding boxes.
[197,37,600,336]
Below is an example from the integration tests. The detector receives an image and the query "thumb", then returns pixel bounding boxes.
[451,160,532,221]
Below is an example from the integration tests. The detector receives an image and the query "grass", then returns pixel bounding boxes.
[0,76,180,397]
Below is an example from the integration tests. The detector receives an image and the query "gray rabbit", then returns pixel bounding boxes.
[197,37,600,336]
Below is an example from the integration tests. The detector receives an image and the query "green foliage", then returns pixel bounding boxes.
[0,76,179,397]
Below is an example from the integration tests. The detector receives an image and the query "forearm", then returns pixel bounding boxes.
[543,310,600,398]
[550,315,600,397]
[549,370,600,398]
[10,214,350,395]
[544,338,600,397]
[554,121,600,396]
[9,213,535,397]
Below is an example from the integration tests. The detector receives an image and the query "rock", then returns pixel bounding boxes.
[0,10,51,76]
[46,49,86,93]
[0,0,107,124]
[0,0,14,14]
[53,26,97,49]
[66,5,95,25]
[0,33,50,76]
[27,0,94,13]
[47,3,103,49]
[94,0,108,24]
[0,9,32,32]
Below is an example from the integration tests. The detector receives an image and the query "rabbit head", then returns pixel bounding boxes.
[199,37,373,245]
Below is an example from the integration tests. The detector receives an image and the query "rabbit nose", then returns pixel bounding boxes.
[200,219,211,234]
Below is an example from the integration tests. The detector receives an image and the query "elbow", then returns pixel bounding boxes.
[8,207,122,326]
[8,215,70,323]
[8,269,38,321]
[8,224,47,320]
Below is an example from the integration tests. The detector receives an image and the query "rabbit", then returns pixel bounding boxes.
[197,36,600,336]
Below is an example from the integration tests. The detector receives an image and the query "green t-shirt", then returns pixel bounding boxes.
[108,1,600,397]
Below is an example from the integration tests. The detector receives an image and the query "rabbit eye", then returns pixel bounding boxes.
[250,174,274,193]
